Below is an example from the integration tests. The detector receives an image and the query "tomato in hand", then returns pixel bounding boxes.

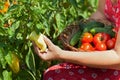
[106,38,116,49]
[95,42,107,51]
[93,32,111,45]
[80,43,95,51]
[81,32,93,43]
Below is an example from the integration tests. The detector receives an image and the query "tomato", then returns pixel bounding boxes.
[111,37,116,42]
[81,32,93,43]
[106,38,116,49]
[95,42,107,51]
[93,32,111,45]
[79,43,95,51]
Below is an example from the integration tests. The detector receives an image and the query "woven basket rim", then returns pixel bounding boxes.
[58,21,81,51]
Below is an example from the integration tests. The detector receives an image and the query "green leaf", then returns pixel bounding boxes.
[16,70,36,80]
[8,5,19,12]
[36,23,44,30]
[5,52,12,67]
[0,48,7,69]
[70,6,77,18]
[55,13,64,30]
[25,47,36,75]
[11,21,20,30]
[27,22,33,28]
[2,70,12,80]
[0,27,6,36]
[0,77,2,80]
[7,21,20,37]
[69,0,78,7]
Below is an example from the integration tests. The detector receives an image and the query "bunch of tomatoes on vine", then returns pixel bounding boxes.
[79,31,116,51]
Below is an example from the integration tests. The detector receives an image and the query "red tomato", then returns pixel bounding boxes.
[111,37,116,42]
[81,32,93,43]
[93,32,111,45]
[80,43,95,51]
[95,42,107,51]
[106,38,116,49]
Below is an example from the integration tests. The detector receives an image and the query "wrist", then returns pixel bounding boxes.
[58,49,66,60]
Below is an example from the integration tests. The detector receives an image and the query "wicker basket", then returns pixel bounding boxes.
[58,21,81,51]
[58,19,113,51]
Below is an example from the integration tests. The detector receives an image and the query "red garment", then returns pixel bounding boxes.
[43,0,120,80]
[44,63,120,80]
[104,0,120,31]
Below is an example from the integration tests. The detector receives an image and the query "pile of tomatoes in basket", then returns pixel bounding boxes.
[79,32,116,51]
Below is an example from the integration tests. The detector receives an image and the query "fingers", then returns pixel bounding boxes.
[32,41,40,55]
[32,41,46,59]
[43,35,54,49]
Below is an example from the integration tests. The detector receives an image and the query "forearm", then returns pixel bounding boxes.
[59,49,120,69]
[89,10,107,20]
[89,10,112,26]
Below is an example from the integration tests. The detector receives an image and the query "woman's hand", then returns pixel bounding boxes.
[33,35,62,61]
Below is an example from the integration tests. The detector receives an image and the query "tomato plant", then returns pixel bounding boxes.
[93,32,111,45]
[81,32,93,43]
[0,0,98,80]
